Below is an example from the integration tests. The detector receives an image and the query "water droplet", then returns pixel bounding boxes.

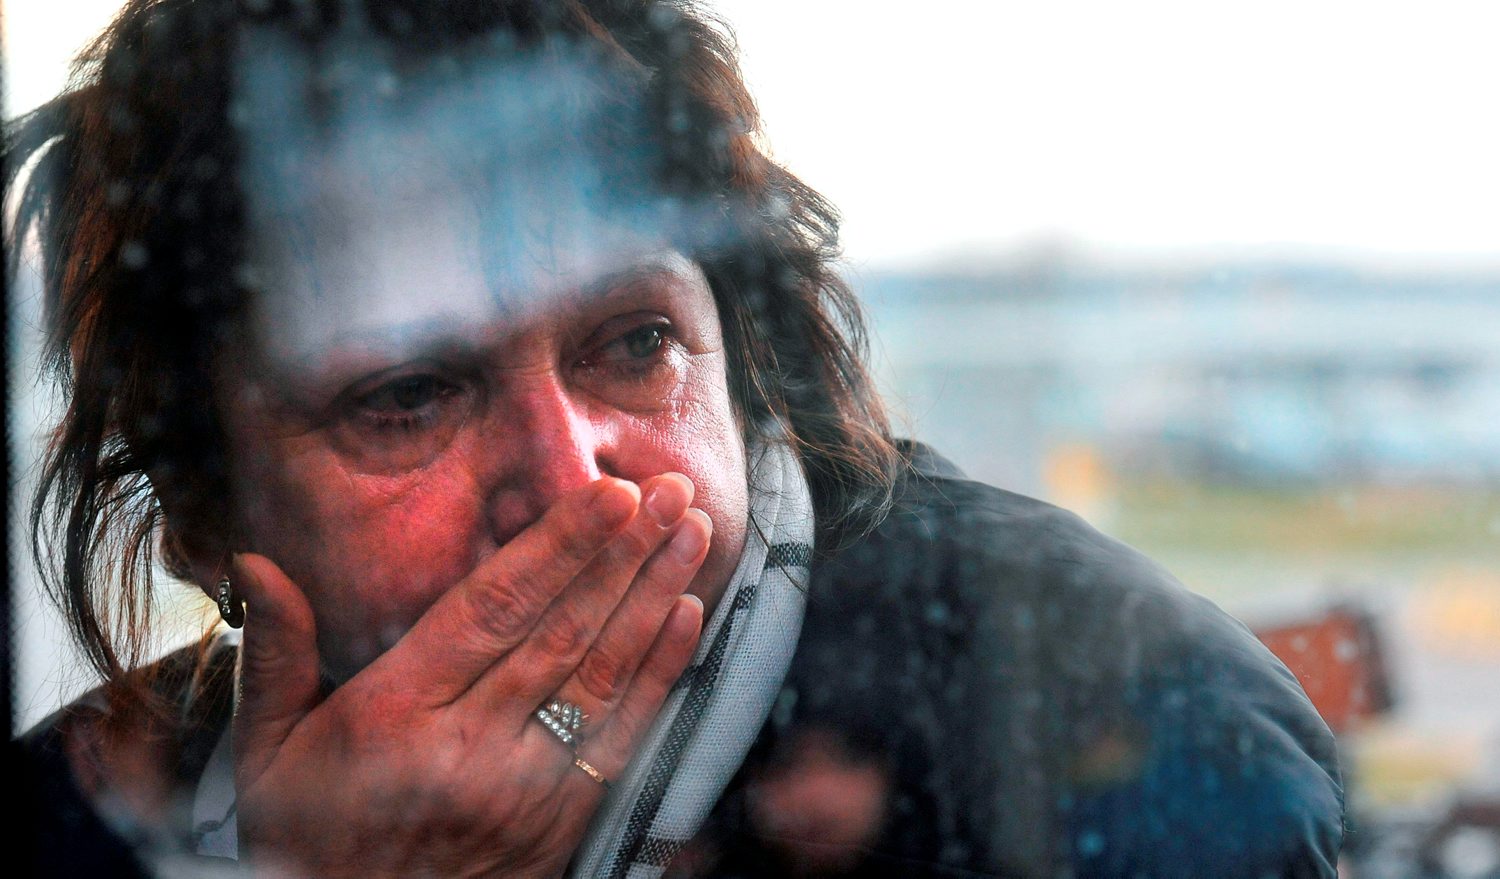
[925,601,950,625]
[120,241,149,269]
[1078,829,1105,857]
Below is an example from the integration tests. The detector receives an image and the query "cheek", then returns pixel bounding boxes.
[627,360,749,602]
[231,431,490,668]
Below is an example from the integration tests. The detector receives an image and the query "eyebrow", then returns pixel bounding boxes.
[576,255,697,302]
[276,252,699,374]
[318,316,486,360]
[265,317,488,396]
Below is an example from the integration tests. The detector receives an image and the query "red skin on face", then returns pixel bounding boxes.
[222,253,749,681]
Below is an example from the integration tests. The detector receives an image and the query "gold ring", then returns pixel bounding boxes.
[573,755,612,790]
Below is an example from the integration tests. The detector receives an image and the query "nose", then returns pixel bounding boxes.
[481,372,606,545]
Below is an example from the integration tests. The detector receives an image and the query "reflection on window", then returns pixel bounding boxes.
[5,2,1497,877]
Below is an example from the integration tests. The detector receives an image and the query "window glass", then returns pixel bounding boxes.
[7,3,1498,876]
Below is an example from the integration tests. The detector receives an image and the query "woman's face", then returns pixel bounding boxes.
[215,40,751,679]
[221,241,749,680]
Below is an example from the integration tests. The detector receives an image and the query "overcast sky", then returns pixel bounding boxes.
[6,0,1500,269]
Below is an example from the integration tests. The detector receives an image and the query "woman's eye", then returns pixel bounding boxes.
[332,370,473,472]
[622,326,664,359]
[577,320,686,409]
[343,372,470,439]
[358,375,450,414]
[583,322,672,368]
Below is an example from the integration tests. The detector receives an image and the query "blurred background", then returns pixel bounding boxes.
[6,1,1499,875]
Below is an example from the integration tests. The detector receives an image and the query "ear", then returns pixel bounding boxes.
[149,446,244,595]
[160,521,231,602]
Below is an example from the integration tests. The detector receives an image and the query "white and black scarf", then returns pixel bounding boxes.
[570,438,814,877]
[191,440,815,877]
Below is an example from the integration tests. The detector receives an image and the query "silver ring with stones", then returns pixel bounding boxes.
[546,700,588,734]
[535,706,579,748]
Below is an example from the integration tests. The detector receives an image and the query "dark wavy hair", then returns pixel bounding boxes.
[4,0,900,710]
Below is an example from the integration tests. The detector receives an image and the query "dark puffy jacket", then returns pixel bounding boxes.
[688,444,1344,877]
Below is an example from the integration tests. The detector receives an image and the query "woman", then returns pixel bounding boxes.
[9,1,1343,876]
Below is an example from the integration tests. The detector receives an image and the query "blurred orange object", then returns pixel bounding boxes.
[1255,605,1394,735]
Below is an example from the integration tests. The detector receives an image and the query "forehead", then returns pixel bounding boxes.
[233,24,714,366]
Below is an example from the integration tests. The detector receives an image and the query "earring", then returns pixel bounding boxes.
[216,575,245,629]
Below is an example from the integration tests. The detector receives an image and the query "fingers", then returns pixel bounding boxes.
[573,592,705,784]
[388,477,640,704]
[563,508,712,710]
[475,474,699,713]
[231,552,322,785]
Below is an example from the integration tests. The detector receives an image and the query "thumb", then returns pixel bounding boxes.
[230,552,321,784]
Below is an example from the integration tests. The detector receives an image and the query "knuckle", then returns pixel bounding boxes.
[610,524,657,562]
[551,515,606,563]
[462,579,535,644]
[535,608,589,660]
[574,648,625,706]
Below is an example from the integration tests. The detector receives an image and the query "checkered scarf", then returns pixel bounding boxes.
[569,439,814,877]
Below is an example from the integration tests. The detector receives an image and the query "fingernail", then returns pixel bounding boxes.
[591,480,638,530]
[668,594,704,641]
[643,475,690,527]
[668,518,709,564]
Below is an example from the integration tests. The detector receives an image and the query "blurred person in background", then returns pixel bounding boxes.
[7,0,1343,875]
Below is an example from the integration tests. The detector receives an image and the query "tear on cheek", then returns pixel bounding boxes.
[671,360,733,405]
